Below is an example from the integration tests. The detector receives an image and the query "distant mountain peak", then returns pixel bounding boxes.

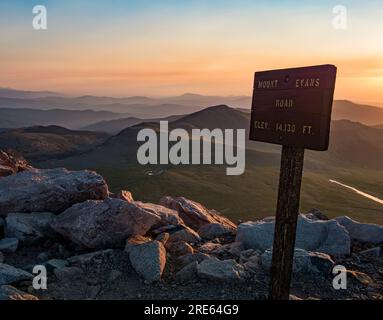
[127,95,151,99]
[179,93,205,98]
[187,104,234,115]
[205,104,231,110]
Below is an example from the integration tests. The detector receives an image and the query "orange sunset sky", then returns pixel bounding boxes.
[0,1,382,106]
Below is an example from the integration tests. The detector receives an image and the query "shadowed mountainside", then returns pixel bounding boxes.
[81,114,184,134]
[0,125,109,163]
[1,88,383,131]
[331,100,383,126]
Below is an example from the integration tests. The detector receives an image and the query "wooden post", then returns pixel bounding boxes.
[269,145,305,300]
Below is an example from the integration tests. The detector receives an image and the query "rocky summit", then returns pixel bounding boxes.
[0,153,382,300]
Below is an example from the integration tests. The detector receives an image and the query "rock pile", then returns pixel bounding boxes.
[0,164,382,300]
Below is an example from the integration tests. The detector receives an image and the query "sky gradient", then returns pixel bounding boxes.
[0,0,382,105]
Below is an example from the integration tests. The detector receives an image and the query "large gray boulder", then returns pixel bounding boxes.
[128,241,166,283]
[54,267,85,283]
[165,240,194,256]
[45,259,69,272]
[236,215,351,256]
[0,238,18,253]
[261,248,335,275]
[168,227,201,244]
[134,202,185,227]
[176,261,198,283]
[50,198,162,249]
[5,212,56,244]
[197,259,246,282]
[335,216,383,245]
[0,168,108,217]
[159,197,236,232]
[0,264,32,285]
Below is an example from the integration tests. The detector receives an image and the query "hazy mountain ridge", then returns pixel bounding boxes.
[75,99,383,136]
[1,88,383,132]
[0,90,250,112]
[0,87,59,99]
[0,108,127,129]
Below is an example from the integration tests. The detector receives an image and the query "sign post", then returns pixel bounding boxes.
[269,145,304,300]
[249,65,337,300]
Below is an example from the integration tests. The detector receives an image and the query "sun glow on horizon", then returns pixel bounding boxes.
[0,0,382,104]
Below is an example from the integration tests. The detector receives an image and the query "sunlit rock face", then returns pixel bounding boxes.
[0,168,108,217]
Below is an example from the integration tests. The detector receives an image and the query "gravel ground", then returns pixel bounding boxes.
[4,243,381,301]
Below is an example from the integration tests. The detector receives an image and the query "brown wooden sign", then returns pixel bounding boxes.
[249,65,337,151]
[248,65,337,300]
